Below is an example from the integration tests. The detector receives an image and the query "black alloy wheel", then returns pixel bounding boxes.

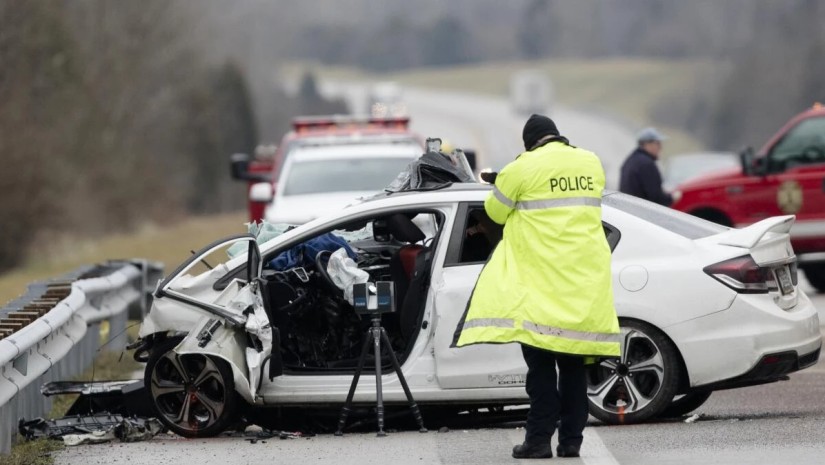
[586,319,681,424]
[145,337,240,437]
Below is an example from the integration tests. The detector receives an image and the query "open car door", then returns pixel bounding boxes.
[154,234,281,401]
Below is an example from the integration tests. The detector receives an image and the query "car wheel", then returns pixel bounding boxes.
[802,264,825,293]
[658,391,712,418]
[586,319,681,424]
[145,337,240,437]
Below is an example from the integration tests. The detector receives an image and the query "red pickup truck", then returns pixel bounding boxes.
[672,104,825,292]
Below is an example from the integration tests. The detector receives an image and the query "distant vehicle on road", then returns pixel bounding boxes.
[662,152,739,191]
[367,81,407,118]
[134,186,820,437]
[672,104,825,292]
[510,70,553,115]
[230,115,421,223]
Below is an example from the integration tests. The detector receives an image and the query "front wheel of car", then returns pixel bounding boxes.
[802,264,825,293]
[145,337,240,437]
[586,319,681,424]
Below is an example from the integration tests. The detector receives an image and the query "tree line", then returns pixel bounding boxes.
[0,1,344,273]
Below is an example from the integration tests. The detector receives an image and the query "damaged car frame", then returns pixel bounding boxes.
[133,185,821,437]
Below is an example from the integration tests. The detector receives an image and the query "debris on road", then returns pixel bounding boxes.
[19,414,163,446]
[40,379,154,417]
[684,414,702,424]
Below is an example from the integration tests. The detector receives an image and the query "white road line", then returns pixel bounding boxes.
[583,428,621,465]
[506,426,620,464]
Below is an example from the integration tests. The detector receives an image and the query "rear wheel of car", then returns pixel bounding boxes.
[145,337,239,437]
[802,264,825,293]
[658,391,712,418]
[586,319,681,424]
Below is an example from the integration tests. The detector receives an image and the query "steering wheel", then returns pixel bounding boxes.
[314,250,344,298]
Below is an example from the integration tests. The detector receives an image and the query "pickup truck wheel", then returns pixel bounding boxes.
[145,337,239,437]
[802,264,825,293]
[586,320,681,424]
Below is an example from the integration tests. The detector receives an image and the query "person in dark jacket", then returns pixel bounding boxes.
[619,127,673,206]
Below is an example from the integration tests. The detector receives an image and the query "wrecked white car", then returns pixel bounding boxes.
[134,185,820,437]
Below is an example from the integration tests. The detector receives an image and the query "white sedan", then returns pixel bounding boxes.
[135,185,821,437]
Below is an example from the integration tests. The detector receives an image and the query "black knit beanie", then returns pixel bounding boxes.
[522,114,560,150]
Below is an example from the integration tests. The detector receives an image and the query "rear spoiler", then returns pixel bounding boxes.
[712,215,795,249]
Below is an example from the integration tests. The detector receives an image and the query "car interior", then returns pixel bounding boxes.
[253,210,444,373]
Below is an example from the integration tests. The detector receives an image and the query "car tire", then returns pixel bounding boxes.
[586,319,681,424]
[145,336,240,437]
[658,391,712,418]
[802,264,825,293]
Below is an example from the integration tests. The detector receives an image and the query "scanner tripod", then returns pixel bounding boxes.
[334,312,427,437]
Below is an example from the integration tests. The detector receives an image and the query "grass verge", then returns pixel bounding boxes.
[0,440,63,465]
[0,211,247,305]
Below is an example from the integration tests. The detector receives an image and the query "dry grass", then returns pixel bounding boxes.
[0,439,63,465]
[289,57,711,153]
[0,212,247,305]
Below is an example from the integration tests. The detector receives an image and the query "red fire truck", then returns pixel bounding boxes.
[672,104,825,292]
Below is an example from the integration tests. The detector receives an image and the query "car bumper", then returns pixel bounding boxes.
[664,289,822,388]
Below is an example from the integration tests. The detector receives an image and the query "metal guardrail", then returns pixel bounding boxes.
[0,259,163,454]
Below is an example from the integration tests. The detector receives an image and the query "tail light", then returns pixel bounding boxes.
[703,255,770,294]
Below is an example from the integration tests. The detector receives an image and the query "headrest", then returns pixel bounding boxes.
[385,213,425,244]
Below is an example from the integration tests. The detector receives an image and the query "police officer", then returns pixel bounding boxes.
[453,114,620,459]
[619,127,673,206]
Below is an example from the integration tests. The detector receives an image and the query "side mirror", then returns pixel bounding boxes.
[230,153,270,182]
[463,149,477,172]
[249,182,274,203]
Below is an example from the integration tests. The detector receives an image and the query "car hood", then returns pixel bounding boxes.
[264,191,374,225]
[674,166,743,191]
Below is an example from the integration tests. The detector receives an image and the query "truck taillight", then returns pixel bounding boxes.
[703,255,770,294]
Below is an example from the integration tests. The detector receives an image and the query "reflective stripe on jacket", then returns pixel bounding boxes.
[454,141,620,357]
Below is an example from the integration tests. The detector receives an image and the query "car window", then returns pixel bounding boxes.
[445,204,620,266]
[282,157,415,196]
[770,116,825,169]
[603,192,727,239]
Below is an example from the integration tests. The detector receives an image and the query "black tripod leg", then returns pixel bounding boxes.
[380,328,427,433]
[335,328,373,436]
[372,326,386,437]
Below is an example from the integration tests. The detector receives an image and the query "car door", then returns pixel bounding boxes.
[432,203,527,389]
[766,116,825,225]
[738,116,825,225]
[432,203,622,389]
[155,234,279,399]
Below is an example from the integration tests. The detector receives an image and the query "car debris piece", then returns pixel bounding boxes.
[19,414,163,445]
[40,379,154,417]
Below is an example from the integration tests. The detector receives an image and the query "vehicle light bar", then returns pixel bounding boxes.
[292,115,410,132]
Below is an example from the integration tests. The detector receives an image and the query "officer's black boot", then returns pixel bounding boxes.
[556,444,581,458]
[512,442,553,459]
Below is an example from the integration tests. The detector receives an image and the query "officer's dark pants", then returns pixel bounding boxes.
[521,344,588,447]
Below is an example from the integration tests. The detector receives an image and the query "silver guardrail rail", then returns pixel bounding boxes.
[0,259,163,454]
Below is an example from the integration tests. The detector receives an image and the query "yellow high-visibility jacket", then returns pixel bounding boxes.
[454,141,620,356]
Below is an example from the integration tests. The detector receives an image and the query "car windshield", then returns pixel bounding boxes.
[282,157,415,196]
[603,191,728,239]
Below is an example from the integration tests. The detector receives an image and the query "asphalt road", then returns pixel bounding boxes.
[55,345,825,465]
[54,84,825,464]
